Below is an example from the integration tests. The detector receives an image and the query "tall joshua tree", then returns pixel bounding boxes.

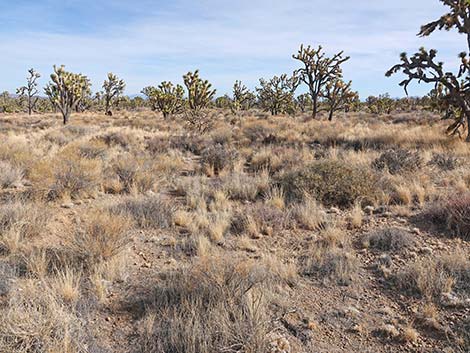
[293,45,350,118]
[387,0,470,141]
[16,68,40,115]
[102,73,125,116]
[44,65,91,124]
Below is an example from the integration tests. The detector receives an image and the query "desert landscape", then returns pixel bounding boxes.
[1,0,470,352]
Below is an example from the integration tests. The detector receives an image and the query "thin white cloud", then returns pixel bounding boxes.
[0,0,463,97]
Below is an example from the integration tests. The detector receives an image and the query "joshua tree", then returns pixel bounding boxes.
[16,68,40,115]
[183,70,216,112]
[365,94,395,115]
[293,44,350,118]
[256,74,299,115]
[232,80,254,112]
[156,81,185,119]
[387,0,470,141]
[182,70,216,132]
[215,95,233,109]
[142,82,185,118]
[296,93,312,113]
[102,73,125,116]
[321,79,358,121]
[44,65,91,124]
[141,86,159,111]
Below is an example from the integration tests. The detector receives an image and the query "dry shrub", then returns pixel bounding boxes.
[393,255,470,301]
[111,195,175,229]
[77,140,108,159]
[0,280,89,353]
[243,120,275,143]
[303,247,359,286]
[99,131,136,148]
[169,135,206,154]
[65,212,132,271]
[145,136,169,155]
[362,227,414,252]
[280,160,378,208]
[0,160,24,188]
[372,149,422,175]
[222,171,270,202]
[109,156,156,194]
[139,255,288,353]
[427,152,461,171]
[292,198,327,231]
[199,144,238,174]
[0,136,36,175]
[428,194,470,240]
[0,201,48,254]
[30,152,101,200]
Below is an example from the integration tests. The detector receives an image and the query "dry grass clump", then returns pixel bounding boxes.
[65,211,132,271]
[30,151,102,200]
[222,171,270,202]
[0,136,37,175]
[362,227,414,252]
[292,197,327,231]
[0,280,89,353]
[77,140,108,159]
[395,252,470,301]
[108,156,157,194]
[99,130,136,149]
[139,255,289,353]
[303,246,359,286]
[302,224,359,285]
[280,159,378,208]
[0,160,24,188]
[428,194,470,240]
[199,144,238,175]
[0,201,49,254]
[111,195,175,229]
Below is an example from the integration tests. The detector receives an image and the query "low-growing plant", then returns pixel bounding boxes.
[280,160,378,208]
[111,195,175,229]
[372,149,422,174]
[362,227,414,252]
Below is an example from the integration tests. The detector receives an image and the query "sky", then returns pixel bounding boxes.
[0,0,464,98]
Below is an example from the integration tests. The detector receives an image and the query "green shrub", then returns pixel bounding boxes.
[280,160,378,208]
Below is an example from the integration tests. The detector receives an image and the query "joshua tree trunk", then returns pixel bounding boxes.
[63,109,71,125]
[465,111,470,142]
[328,109,334,121]
[312,97,318,119]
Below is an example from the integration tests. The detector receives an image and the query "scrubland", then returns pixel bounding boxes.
[0,109,469,353]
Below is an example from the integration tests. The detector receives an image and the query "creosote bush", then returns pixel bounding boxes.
[280,160,378,208]
[199,144,238,174]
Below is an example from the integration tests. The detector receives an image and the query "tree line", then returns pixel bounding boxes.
[1,0,469,139]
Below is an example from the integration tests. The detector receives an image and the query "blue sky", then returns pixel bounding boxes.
[0,0,463,98]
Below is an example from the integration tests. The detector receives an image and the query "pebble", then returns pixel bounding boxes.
[61,202,74,209]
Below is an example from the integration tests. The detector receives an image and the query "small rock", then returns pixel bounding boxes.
[374,324,400,339]
[61,202,74,209]
[420,246,432,255]
[411,228,420,235]
[329,207,341,214]
[378,253,393,267]
[364,206,375,215]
